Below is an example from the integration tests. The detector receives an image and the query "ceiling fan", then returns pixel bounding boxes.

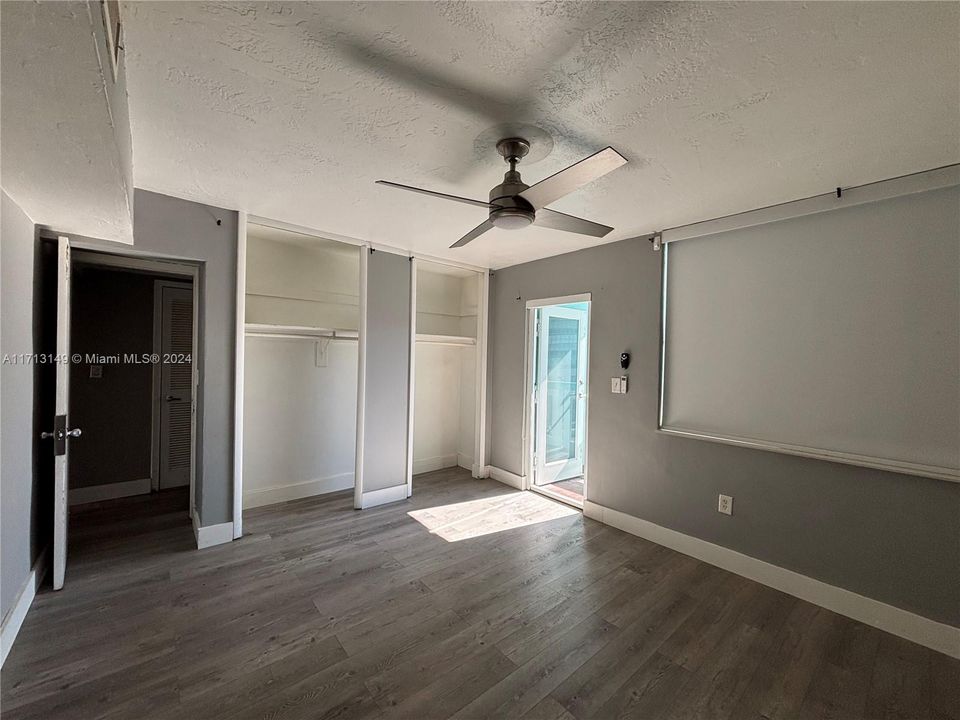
[376,138,627,248]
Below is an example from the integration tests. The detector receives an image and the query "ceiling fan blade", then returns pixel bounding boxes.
[535,209,613,238]
[519,147,627,210]
[450,219,495,248]
[376,180,492,209]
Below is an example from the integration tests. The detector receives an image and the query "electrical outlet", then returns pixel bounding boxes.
[718,494,733,515]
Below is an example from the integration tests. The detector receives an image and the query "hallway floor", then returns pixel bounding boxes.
[2,468,956,719]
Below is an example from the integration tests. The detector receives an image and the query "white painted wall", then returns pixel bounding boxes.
[245,232,359,329]
[416,270,477,338]
[242,338,357,508]
[413,345,462,474]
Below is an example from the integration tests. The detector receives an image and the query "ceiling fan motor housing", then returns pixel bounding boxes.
[489,171,534,229]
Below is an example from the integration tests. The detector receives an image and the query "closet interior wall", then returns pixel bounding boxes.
[242,224,359,509]
[413,262,479,477]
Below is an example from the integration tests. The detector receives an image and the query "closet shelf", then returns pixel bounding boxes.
[245,323,358,340]
[415,333,476,346]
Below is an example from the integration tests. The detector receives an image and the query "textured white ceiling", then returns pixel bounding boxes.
[122,1,958,269]
[1,1,133,243]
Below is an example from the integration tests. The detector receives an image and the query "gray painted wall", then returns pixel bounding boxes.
[69,268,155,490]
[487,237,960,626]
[362,249,411,493]
[1,190,38,618]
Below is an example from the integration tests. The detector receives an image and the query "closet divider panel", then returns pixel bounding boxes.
[360,250,412,496]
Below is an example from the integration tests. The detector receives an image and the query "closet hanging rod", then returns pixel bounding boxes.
[246,332,359,341]
[415,334,476,346]
[244,323,359,341]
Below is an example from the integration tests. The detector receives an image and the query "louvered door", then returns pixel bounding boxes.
[159,285,194,489]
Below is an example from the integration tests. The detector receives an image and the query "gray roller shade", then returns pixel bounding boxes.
[661,178,959,481]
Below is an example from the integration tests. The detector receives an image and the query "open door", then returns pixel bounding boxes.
[43,236,81,590]
[533,304,589,486]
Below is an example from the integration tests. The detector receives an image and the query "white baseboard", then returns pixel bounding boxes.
[1,545,49,667]
[243,472,354,509]
[412,454,458,476]
[487,465,525,490]
[192,510,235,550]
[583,500,960,660]
[457,453,473,472]
[69,478,151,506]
[361,484,408,509]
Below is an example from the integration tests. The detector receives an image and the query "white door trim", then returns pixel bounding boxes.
[353,246,370,510]
[473,271,490,477]
[233,213,247,538]
[405,257,417,497]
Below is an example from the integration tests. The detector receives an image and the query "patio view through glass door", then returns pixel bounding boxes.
[531,301,589,506]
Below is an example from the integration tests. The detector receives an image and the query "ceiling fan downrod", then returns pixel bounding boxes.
[489,137,535,230]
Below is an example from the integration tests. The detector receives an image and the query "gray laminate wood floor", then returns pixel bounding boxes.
[2,468,957,719]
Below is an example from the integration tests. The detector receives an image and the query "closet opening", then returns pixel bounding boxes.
[241,223,360,512]
[409,260,481,492]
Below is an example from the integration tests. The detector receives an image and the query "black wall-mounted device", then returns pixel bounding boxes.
[620,352,630,370]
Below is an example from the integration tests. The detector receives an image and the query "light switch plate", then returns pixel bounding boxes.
[611,377,621,393]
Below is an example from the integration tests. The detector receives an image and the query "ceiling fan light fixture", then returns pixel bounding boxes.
[490,206,535,229]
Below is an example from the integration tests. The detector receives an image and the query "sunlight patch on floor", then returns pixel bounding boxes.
[408,491,579,542]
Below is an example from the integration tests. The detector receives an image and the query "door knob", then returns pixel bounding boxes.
[41,428,81,439]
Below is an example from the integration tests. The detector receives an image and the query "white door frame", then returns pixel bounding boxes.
[532,304,589,485]
[522,293,592,508]
[473,271,490,478]
[353,245,370,509]
[152,279,195,492]
[405,258,418,497]
[70,246,201,520]
[233,213,247,537]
